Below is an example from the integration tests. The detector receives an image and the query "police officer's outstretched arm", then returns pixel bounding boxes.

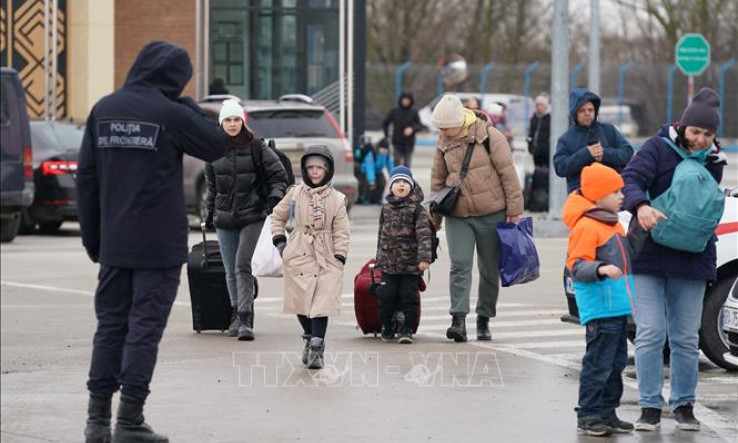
[172,96,229,162]
[76,114,101,263]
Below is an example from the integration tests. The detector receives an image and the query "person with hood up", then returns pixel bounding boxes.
[382,92,424,168]
[358,137,395,204]
[375,166,433,344]
[554,88,634,193]
[270,146,350,369]
[621,87,728,432]
[205,98,288,341]
[77,41,228,443]
[429,94,523,343]
[563,163,648,437]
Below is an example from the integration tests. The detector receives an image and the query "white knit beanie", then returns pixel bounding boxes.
[219,99,245,125]
[431,94,465,128]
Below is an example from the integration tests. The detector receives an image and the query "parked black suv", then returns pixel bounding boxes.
[0,68,34,242]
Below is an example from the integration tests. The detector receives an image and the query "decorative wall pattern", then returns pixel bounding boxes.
[0,0,67,118]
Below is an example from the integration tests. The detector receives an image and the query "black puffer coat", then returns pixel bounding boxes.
[382,92,424,147]
[205,134,287,229]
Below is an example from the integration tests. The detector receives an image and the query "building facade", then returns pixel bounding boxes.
[1,0,361,134]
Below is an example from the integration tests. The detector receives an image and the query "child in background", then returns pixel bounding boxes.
[563,163,649,437]
[358,138,395,205]
[375,166,433,343]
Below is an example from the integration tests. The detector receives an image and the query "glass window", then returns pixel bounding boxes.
[308,0,337,8]
[210,4,249,95]
[247,110,338,138]
[209,0,338,99]
[49,122,85,149]
[306,10,339,94]
[0,79,11,127]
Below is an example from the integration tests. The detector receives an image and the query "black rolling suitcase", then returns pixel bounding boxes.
[187,227,232,333]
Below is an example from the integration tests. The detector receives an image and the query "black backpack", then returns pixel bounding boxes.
[254,138,296,187]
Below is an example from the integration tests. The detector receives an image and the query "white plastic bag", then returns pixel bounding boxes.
[252,217,284,277]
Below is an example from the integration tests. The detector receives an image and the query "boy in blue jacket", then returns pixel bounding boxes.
[563,163,649,437]
[359,138,394,204]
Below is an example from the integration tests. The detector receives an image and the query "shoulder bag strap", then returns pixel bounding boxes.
[459,141,476,180]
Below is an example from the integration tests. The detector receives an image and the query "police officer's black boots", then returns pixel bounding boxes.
[476,315,492,341]
[228,307,240,337]
[237,312,255,341]
[112,395,168,443]
[446,314,467,342]
[84,392,112,443]
[306,337,325,369]
[301,333,312,365]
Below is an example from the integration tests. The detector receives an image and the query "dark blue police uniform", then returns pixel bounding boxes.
[77,41,228,402]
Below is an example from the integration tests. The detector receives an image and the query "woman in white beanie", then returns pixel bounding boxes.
[429,94,524,343]
[204,99,288,340]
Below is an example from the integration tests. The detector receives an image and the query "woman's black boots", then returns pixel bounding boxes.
[446,314,467,342]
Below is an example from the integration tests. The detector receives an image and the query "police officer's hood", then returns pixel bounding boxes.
[124,41,193,99]
[301,145,334,188]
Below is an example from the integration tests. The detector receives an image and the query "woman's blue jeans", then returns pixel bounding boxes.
[633,274,706,410]
[216,221,263,313]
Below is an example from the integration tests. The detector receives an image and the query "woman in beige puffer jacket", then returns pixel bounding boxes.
[429,94,523,343]
[271,145,350,370]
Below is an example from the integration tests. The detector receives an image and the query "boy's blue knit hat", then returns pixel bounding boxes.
[389,166,415,189]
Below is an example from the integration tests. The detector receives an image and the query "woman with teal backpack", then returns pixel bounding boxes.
[622,87,728,432]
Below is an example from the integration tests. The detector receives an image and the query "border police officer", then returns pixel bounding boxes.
[77,41,228,443]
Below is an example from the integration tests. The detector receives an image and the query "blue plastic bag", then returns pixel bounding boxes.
[496,217,540,287]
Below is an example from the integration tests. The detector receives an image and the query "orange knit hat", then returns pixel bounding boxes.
[580,163,624,201]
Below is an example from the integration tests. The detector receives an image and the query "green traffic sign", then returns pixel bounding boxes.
[675,33,710,76]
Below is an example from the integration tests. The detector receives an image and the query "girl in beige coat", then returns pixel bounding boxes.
[271,145,350,369]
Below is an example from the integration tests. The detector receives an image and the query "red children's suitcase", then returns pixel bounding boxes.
[353,259,425,335]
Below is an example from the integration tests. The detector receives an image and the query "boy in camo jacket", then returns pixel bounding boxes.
[375,166,433,344]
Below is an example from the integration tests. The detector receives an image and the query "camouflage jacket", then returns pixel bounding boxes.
[376,186,433,275]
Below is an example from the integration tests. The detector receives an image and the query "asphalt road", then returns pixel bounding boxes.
[1,146,737,443]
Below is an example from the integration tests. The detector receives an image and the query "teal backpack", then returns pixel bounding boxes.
[649,137,725,253]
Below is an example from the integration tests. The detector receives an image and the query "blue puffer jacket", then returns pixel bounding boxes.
[361,150,394,186]
[622,125,726,281]
[554,89,634,193]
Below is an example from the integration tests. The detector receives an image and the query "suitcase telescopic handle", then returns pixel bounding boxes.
[200,223,209,260]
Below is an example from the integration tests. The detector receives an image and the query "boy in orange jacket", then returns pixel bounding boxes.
[563,163,649,437]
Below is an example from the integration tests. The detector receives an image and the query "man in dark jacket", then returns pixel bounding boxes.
[382,92,424,168]
[77,41,227,443]
[554,88,634,193]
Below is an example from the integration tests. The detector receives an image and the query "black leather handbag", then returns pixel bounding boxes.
[430,141,476,216]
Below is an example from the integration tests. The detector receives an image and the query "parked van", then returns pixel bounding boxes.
[0,68,34,242]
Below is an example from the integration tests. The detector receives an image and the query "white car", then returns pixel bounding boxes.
[719,189,738,368]
[722,279,738,367]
